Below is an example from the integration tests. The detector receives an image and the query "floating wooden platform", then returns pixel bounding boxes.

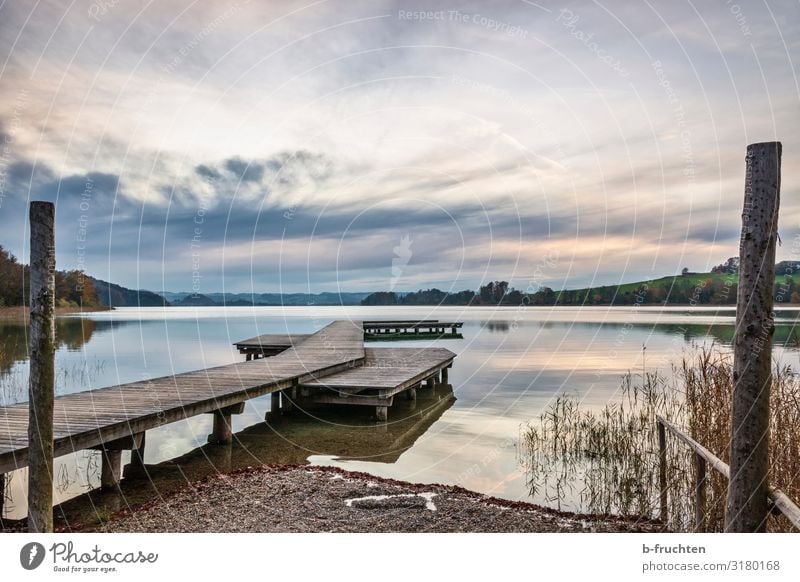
[0,319,459,504]
[298,347,454,420]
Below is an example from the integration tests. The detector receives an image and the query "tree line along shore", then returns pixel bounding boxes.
[361,259,800,307]
[6,242,800,311]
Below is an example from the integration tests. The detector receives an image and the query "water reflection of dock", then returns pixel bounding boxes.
[0,319,459,524]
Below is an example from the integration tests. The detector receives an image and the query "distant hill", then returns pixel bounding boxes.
[360,267,800,307]
[89,277,170,307]
[175,293,216,306]
[161,291,371,306]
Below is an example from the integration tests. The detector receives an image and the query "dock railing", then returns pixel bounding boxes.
[656,415,800,531]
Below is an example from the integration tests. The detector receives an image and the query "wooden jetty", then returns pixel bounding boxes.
[234,320,464,357]
[0,319,458,510]
[0,320,364,489]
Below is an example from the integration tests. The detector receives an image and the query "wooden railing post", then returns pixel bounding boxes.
[694,453,707,532]
[27,201,56,533]
[658,415,800,531]
[0,472,5,524]
[726,141,782,533]
[657,420,667,523]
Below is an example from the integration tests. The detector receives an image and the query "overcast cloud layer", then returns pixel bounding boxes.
[0,0,797,294]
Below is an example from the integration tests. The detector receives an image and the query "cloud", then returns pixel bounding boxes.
[0,1,797,292]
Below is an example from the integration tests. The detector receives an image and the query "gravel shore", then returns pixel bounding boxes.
[97,465,665,533]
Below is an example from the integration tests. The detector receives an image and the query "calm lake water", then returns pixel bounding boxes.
[2,305,800,523]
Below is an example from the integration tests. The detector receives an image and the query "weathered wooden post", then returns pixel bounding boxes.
[28,201,56,533]
[725,141,781,532]
[657,420,668,523]
[0,473,5,523]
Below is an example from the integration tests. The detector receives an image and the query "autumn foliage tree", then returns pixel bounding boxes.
[0,245,100,308]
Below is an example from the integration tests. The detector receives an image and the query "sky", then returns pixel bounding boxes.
[0,0,798,295]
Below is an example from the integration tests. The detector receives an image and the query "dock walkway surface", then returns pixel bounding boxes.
[299,347,454,420]
[0,319,457,493]
[0,320,364,476]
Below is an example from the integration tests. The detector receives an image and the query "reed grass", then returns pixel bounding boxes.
[521,346,800,532]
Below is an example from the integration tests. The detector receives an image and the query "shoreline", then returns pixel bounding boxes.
[75,464,667,533]
[0,305,112,321]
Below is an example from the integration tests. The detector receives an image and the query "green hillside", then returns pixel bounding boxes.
[549,270,800,306]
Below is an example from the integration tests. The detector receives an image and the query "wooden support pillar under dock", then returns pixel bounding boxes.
[375,406,388,422]
[207,403,244,445]
[406,386,417,401]
[124,433,147,479]
[271,392,281,415]
[210,412,232,444]
[282,385,297,413]
[441,366,449,384]
[100,450,122,490]
[94,432,145,489]
[264,392,281,422]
